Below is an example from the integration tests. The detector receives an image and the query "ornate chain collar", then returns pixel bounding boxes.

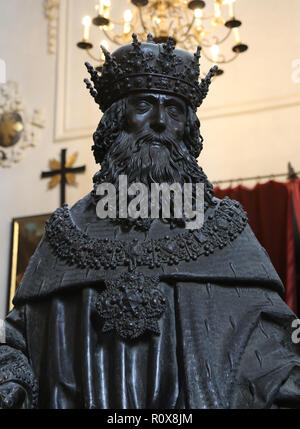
[45,196,248,273]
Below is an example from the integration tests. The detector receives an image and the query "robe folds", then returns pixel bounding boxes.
[1,194,300,409]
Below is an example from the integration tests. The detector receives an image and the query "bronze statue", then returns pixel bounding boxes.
[1,35,300,409]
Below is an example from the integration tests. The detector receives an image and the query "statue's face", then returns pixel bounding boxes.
[125,92,187,144]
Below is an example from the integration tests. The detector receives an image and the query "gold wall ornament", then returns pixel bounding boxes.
[41,149,86,206]
[48,151,81,188]
[0,81,46,168]
[44,0,60,55]
[0,112,24,148]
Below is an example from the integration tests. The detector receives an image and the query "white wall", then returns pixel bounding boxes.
[0,0,98,318]
[201,0,300,185]
[0,0,299,318]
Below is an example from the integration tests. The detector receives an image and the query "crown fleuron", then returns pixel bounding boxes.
[84,34,217,112]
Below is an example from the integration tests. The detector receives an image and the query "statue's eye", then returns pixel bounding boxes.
[167,105,180,117]
[136,101,151,112]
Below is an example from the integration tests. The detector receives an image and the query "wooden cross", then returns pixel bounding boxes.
[41,149,86,206]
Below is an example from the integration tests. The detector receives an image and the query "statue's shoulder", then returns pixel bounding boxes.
[211,195,244,211]
[43,192,96,227]
[207,195,248,229]
[13,193,99,305]
[45,192,114,242]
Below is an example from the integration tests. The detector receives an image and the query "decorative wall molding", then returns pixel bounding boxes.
[0,58,6,84]
[54,0,99,143]
[0,81,45,168]
[200,92,300,120]
[44,0,60,55]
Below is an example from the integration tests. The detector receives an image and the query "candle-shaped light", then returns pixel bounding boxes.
[98,0,103,16]
[233,27,241,43]
[82,16,91,41]
[214,2,221,18]
[194,8,203,30]
[194,8,203,19]
[212,2,224,26]
[211,44,219,63]
[101,39,109,50]
[124,9,133,22]
[123,9,133,34]
[103,0,111,19]
[223,0,236,18]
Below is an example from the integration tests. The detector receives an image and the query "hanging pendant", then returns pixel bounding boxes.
[96,271,167,340]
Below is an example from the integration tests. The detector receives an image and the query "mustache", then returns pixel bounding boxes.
[132,131,186,163]
[133,132,171,150]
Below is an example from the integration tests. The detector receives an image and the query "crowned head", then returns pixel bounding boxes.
[86,35,216,227]
[84,33,217,113]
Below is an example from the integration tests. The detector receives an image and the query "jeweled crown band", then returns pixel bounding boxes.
[84,33,217,112]
[98,73,205,112]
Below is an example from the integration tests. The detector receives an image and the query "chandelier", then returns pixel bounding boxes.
[77,0,248,75]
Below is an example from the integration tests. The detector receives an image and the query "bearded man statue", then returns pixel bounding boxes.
[1,35,300,409]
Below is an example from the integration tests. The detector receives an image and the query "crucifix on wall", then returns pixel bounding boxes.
[41,149,86,206]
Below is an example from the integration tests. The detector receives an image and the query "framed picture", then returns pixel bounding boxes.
[8,213,51,313]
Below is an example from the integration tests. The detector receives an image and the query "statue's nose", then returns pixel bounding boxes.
[150,105,167,134]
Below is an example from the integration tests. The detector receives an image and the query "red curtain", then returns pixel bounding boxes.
[214,179,300,315]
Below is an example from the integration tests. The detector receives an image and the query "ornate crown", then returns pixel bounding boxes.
[84,34,217,112]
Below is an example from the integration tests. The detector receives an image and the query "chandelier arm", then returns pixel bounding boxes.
[102,29,122,46]
[103,18,123,26]
[211,28,233,46]
[199,27,231,48]
[200,38,216,48]
[86,49,101,62]
[198,13,218,20]
[222,52,240,64]
[180,17,196,42]
[201,48,239,64]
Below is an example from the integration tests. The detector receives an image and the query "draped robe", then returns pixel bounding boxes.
[1,194,300,409]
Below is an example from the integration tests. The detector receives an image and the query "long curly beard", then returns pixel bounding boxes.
[92,129,215,230]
